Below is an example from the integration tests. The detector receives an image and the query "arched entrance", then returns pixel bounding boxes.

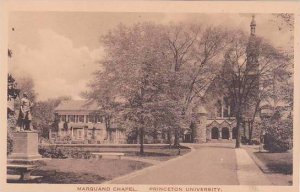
[222,127,229,139]
[232,127,237,139]
[211,127,219,139]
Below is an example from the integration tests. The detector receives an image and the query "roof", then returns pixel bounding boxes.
[55,100,99,111]
[206,118,236,127]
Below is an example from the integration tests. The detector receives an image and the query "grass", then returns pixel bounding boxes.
[254,151,293,175]
[8,159,150,184]
[8,145,191,183]
[126,145,191,161]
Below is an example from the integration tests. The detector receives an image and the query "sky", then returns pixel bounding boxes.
[8,12,293,101]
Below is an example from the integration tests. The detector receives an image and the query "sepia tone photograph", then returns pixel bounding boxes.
[1,1,299,192]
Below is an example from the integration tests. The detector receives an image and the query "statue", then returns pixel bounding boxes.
[17,92,34,131]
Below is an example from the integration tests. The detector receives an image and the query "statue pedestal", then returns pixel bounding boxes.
[8,131,42,164]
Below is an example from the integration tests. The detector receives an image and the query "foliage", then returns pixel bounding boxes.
[7,130,14,155]
[85,22,230,151]
[38,146,92,159]
[7,73,19,155]
[32,96,71,138]
[219,30,291,148]
[263,113,293,152]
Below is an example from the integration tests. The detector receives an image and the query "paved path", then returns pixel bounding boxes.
[235,148,271,185]
[107,143,239,185]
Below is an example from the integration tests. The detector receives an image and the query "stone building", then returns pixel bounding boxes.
[183,16,261,144]
[50,100,126,144]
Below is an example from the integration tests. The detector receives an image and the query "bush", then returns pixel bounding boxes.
[251,139,260,145]
[39,146,67,159]
[7,131,14,155]
[38,146,92,159]
[264,116,292,152]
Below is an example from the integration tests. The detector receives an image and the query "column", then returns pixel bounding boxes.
[71,128,74,139]
[219,129,222,139]
[229,130,232,140]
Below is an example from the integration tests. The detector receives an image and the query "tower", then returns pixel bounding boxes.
[250,15,256,36]
[194,106,207,143]
[246,15,260,97]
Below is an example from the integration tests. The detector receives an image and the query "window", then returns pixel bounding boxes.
[61,115,66,122]
[96,115,103,123]
[88,115,94,123]
[68,115,75,122]
[78,130,82,139]
[78,115,84,123]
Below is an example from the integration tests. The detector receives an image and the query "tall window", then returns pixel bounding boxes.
[68,115,75,122]
[61,115,66,122]
[88,115,94,123]
[78,130,82,139]
[78,115,84,123]
[96,115,103,123]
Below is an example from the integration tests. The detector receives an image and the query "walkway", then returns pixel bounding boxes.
[235,148,271,185]
[107,143,271,185]
[107,143,239,185]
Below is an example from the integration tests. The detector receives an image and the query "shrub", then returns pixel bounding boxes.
[7,131,14,155]
[263,116,293,152]
[251,139,260,145]
[38,146,92,159]
[39,146,67,159]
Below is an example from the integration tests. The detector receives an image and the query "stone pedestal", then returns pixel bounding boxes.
[8,131,42,163]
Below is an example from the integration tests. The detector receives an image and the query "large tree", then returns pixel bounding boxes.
[32,96,71,139]
[219,30,290,148]
[165,24,229,145]
[86,23,180,154]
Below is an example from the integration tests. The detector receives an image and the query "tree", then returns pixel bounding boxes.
[219,30,290,148]
[86,23,180,154]
[165,24,229,146]
[32,96,71,139]
[16,76,37,102]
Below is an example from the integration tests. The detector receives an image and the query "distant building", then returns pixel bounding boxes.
[183,16,260,143]
[50,100,126,144]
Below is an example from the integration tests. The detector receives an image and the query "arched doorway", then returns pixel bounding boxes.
[222,127,229,139]
[232,127,237,139]
[211,127,219,139]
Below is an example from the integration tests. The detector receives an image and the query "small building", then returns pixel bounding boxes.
[50,100,126,144]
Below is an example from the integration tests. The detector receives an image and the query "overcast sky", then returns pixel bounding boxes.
[8,12,293,101]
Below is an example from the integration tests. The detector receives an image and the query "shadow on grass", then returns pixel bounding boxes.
[254,151,293,175]
[8,170,106,184]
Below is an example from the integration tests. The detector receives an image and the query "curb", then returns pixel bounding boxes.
[103,144,195,184]
[243,147,272,174]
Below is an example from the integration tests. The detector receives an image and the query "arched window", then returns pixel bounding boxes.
[222,127,229,139]
[211,127,219,139]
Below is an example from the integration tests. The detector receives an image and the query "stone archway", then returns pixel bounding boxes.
[211,127,219,139]
[222,127,229,139]
[232,127,237,139]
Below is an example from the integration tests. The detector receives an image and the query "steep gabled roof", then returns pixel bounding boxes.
[55,100,99,111]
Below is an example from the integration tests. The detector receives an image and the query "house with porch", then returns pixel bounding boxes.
[50,100,126,144]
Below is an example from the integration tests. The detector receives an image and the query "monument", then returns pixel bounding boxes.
[7,87,43,181]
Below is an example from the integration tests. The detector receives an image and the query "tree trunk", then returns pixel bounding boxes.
[248,121,253,145]
[235,116,242,148]
[139,127,144,155]
[174,128,179,147]
[167,127,172,149]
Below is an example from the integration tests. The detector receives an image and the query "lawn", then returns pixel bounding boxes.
[254,151,293,175]
[126,146,191,161]
[8,145,191,183]
[8,159,150,184]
